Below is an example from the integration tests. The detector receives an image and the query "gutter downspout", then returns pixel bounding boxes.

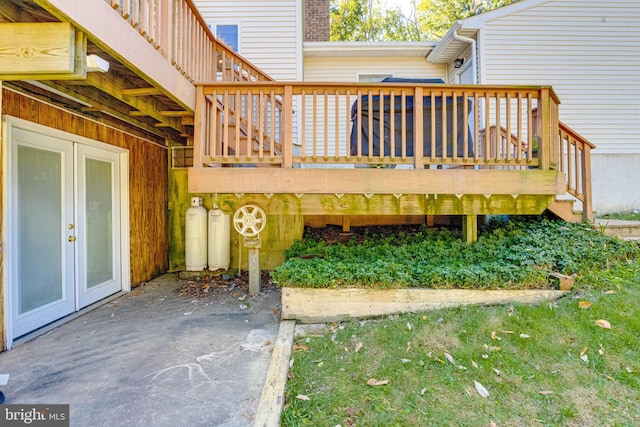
[453,30,477,84]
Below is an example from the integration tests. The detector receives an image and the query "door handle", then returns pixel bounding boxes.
[68,236,77,242]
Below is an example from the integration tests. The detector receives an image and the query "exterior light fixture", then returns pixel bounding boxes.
[86,54,110,72]
[453,58,465,68]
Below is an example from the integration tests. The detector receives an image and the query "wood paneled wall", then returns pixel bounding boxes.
[1,88,169,285]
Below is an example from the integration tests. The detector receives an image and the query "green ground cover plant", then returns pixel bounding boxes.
[272,217,640,290]
[282,259,640,426]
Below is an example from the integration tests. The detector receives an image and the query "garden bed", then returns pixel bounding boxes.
[272,217,639,321]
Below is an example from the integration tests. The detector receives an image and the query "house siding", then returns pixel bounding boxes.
[478,0,640,156]
[194,0,301,81]
[1,88,169,286]
[474,0,640,213]
[302,56,446,158]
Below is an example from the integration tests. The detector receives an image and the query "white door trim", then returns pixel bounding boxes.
[2,116,130,349]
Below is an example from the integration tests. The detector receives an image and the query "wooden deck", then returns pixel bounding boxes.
[189,81,594,239]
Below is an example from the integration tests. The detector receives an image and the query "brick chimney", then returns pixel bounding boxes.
[305,0,330,42]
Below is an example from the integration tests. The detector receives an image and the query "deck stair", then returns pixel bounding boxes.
[594,219,640,240]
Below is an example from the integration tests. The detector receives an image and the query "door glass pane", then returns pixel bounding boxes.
[86,158,114,288]
[17,146,63,313]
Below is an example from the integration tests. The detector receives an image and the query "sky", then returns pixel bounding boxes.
[385,0,414,15]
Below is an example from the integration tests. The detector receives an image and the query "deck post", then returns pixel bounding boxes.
[413,87,424,169]
[581,144,593,222]
[192,84,205,167]
[245,237,261,295]
[462,215,478,243]
[283,84,293,168]
[539,88,551,170]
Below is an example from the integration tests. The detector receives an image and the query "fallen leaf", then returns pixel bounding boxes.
[489,346,501,352]
[519,334,530,339]
[293,343,308,351]
[354,342,363,353]
[580,347,588,357]
[289,358,294,369]
[264,340,272,346]
[482,354,489,359]
[296,394,310,401]
[317,361,324,368]
[474,381,490,398]
[538,390,554,395]
[581,354,589,363]
[407,322,412,331]
[491,422,498,427]
[422,315,428,320]
[420,387,427,395]
[604,290,616,295]
[599,346,605,355]
[406,341,412,352]
[472,360,479,369]
[595,319,612,329]
[491,331,497,340]
[367,378,389,386]
[443,351,456,365]
[401,358,411,364]
[501,330,515,334]
[579,301,592,309]
[493,368,502,376]
[626,367,634,373]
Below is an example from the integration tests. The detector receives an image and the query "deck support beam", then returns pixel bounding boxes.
[463,214,478,242]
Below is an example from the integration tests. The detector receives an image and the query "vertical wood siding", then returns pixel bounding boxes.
[1,89,169,285]
[479,0,640,154]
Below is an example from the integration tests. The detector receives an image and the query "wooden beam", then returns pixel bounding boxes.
[0,25,87,80]
[85,71,183,132]
[281,288,569,323]
[0,22,75,74]
[29,80,174,137]
[121,87,162,96]
[160,110,192,117]
[208,193,554,217]
[189,168,565,195]
[0,1,29,22]
[253,320,295,427]
[35,0,195,111]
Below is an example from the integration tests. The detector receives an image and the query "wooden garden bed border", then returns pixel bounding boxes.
[281,287,570,323]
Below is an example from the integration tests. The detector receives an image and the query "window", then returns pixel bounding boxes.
[209,24,239,52]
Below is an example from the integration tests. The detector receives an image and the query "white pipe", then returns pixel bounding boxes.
[453,30,477,84]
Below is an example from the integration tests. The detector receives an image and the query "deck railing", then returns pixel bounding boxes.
[194,82,561,171]
[107,0,272,83]
[557,122,595,220]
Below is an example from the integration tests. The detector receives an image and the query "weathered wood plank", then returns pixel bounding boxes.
[254,320,296,427]
[210,193,554,217]
[0,22,75,74]
[281,288,569,323]
[189,168,564,195]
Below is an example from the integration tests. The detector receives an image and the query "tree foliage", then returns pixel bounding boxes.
[330,0,521,42]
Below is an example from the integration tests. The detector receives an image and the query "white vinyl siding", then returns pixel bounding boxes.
[477,0,640,154]
[194,0,300,81]
[302,57,446,159]
[304,57,445,82]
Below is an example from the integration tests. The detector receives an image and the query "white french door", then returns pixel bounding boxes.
[7,122,127,340]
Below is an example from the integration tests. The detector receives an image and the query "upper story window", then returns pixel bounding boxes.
[209,24,240,52]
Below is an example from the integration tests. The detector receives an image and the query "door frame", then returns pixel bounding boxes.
[2,116,130,349]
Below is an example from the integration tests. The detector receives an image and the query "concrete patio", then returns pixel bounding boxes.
[0,273,282,427]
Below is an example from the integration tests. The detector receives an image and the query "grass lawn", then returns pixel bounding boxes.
[598,211,640,222]
[280,220,640,426]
